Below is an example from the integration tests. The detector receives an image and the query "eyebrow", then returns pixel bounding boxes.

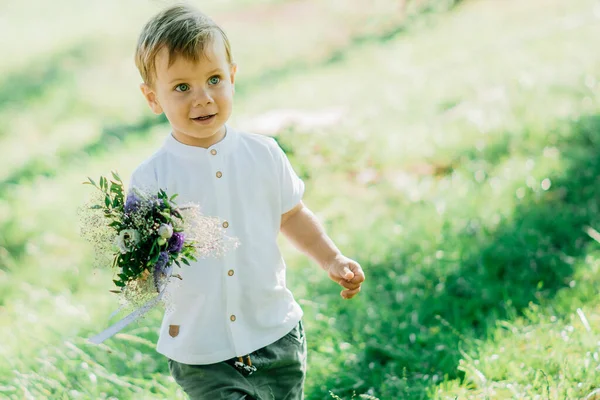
[168,68,225,85]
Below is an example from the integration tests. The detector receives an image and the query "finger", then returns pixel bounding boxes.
[338,280,361,290]
[349,264,365,284]
[330,268,354,284]
[342,266,354,280]
[341,286,361,299]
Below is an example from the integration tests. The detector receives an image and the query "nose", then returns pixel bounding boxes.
[193,87,213,107]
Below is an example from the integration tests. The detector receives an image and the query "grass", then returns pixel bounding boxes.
[1,0,600,399]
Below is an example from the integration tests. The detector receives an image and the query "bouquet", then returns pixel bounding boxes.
[80,171,236,342]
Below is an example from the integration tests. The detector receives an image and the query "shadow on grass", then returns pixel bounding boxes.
[314,114,600,399]
[236,0,465,97]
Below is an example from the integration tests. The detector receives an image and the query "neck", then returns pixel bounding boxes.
[172,126,226,148]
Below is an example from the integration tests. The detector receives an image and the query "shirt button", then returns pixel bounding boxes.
[210,149,217,155]
[222,221,229,228]
[230,315,236,322]
[228,269,234,276]
[216,171,223,178]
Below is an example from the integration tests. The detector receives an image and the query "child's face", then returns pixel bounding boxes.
[141,36,237,148]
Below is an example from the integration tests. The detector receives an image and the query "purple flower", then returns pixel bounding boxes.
[124,192,142,214]
[153,251,170,292]
[167,232,185,253]
[155,251,169,271]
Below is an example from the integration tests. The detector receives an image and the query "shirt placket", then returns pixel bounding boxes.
[208,146,243,356]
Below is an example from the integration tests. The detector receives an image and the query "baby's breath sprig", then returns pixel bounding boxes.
[82,171,198,292]
[81,170,239,335]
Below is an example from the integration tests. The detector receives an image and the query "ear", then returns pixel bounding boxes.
[229,63,238,93]
[140,83,163,115]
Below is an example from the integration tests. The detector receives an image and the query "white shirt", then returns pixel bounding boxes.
[129,126,305,364]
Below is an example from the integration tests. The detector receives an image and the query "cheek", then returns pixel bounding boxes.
[215,87,233,105]
[164,95,190,114]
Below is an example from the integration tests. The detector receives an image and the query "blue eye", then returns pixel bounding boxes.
[175,83,190,92]
[209,76,221,85]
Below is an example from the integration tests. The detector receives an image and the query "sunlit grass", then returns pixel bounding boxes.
[1,0,600,399]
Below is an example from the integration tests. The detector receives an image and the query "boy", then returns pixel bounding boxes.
[130,4,365,399]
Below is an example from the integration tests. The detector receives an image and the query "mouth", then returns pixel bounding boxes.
[191,114,216,122]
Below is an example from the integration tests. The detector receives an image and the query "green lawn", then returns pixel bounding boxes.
[1,0,599,398]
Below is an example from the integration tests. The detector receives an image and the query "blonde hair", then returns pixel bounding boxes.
[135,3,233,85]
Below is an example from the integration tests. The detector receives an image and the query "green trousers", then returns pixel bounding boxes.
[168,320,307,400]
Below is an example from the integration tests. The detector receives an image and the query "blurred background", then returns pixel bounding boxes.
[1,0,600,398]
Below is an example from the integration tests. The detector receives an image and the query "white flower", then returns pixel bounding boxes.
[115,229,141,254]
[158,224,173,239]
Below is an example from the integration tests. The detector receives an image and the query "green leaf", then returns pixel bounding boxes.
[172,209,182,219]
[182,258,190,266]
[113,280,125,287]
[149,251,160,264]
[104,195,111,208]
[87,177,97,187]
[159,211,172,221]
[170,194,179,201]
[111,171,122,183]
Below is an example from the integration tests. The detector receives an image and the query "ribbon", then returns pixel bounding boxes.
[87,289,166,344]
[88,264,175,344]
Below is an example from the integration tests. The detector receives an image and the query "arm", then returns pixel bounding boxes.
[281,201,365,299]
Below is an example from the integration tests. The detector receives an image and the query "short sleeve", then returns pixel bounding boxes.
[270,139,305,214]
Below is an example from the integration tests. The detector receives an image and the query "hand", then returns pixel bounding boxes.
[325,255,365,299]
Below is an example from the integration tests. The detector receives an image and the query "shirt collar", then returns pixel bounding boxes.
[163,125,237,159]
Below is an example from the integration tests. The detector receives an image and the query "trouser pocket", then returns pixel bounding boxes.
[281,320,305,346]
